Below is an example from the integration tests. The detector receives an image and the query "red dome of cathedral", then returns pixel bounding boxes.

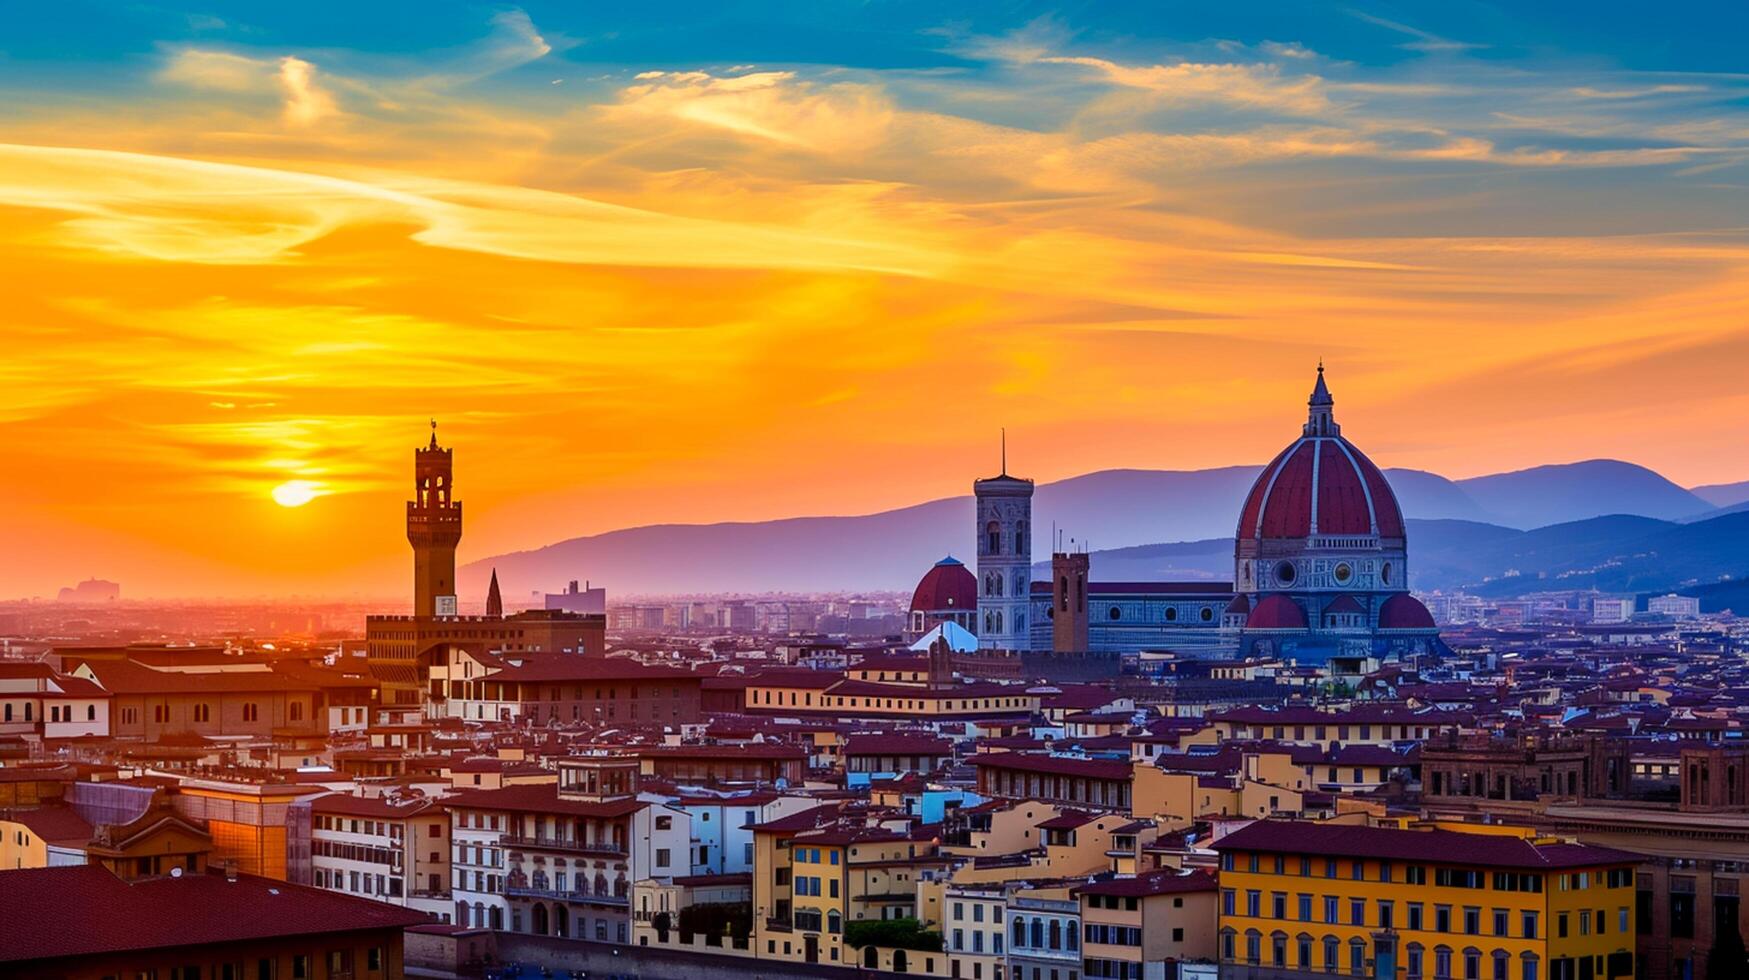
[1236,366,1405,542]
[1248,595,1307,630]
[910,556,978,614]
[1378,593,1437,630]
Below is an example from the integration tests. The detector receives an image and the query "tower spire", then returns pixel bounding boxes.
[1001,428,1007,476]
[428,418,439,450]
[486,567,503,619]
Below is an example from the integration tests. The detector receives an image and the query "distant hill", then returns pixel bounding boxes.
[1048,511,1749,597]
[461,460,1743,598]
[1454,460,1711,529]
[1692,480,1749,509]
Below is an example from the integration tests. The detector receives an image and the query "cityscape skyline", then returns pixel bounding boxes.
[4,3,1749,598]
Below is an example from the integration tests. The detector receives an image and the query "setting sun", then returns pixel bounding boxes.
[270,480,323,508]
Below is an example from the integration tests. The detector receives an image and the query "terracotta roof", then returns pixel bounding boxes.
[0,806,92,845]
[969,753,1134,780]
[843,734,953,757]
[1216,820,1641,870]
[1073,868,1217,898]
[442,784,649,818]
[311,794,438,819]
[481,653,700,684]
[0,866,428,963]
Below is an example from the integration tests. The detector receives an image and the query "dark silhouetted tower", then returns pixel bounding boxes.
[407,422,462,617]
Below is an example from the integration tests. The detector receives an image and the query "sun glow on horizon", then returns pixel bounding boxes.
[2,3,1748,598]
[271,480,325,508]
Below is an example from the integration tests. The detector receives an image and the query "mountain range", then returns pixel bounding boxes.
[462,459,1743,601]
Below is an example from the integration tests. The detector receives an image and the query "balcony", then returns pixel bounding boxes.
[502,833,629,858]
[505,884,629,906]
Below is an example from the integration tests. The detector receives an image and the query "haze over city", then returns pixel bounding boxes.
[5,2,1749,599]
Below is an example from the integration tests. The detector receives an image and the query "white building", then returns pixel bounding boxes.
[673,793,820,877]
[945,883,1008,980]
[309,793,451,922]
[1648,593,1701,620]
[1592,597,1635,624]
[445,756,692,943]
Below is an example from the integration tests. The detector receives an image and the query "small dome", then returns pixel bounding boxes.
[1247,595,1307,630]
[910,556,977,613]
[1325,594,1365,615]
[1378,593,1437,630]
[1224,595,1251,615]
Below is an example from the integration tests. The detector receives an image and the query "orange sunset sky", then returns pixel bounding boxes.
[3,3,1749,599]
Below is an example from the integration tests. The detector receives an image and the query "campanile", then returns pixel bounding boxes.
[407,421,462,617]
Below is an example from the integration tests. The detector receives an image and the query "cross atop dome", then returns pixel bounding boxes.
[1304,363,1339,437]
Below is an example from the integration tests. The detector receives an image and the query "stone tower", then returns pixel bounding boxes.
[407,422,463,617]
[1051,549,1090,654]
[974,436,1034,651]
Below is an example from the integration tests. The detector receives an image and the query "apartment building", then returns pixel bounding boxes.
[309,794,451,921]
[1214,820,1640,980]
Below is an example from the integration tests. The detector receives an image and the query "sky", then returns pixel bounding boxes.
[2,1,1749,600]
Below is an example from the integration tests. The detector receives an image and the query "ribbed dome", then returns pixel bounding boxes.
[910,556,977,613]
[1236,367,1404,542]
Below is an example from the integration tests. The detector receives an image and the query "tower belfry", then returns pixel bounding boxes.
[408,421,463,617]
[973,431,1034,652]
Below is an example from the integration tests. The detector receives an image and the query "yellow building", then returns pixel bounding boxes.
[1214,820,1639,980]
[1074,868,1219,980]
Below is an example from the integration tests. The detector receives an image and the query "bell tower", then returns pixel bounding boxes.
[974,431,1034,652]
[408,421,463,617]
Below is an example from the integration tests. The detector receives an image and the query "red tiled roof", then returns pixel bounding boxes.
[969,753,1134,780]
[311,794,438,819]
[0,866,428,963]
[843,734,952,757]
[0,806,92,845]
[1215,820,1641,870]
[1073,868,1217,898]
[442,783,648,818]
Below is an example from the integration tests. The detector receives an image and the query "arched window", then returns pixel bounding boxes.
[1245,929,1261,965]
[1015,523,1026,555]
[1406,943,1424,980]
[984,611,994,633]
[1046,918,1058,949]
[1271,931,1288,966]
[1349,938,1366,976]
[1520,952,1540,980]
[992,611,1003,633]
[1013,572,1025,596]
[986,521,1001,555]
[1434,945,1452,980]
[1492,949,1509,980]
[1014,918,1027,948]
[1220,927,1236,962]
[1324,936,1340,973]
[828,910,841,934]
